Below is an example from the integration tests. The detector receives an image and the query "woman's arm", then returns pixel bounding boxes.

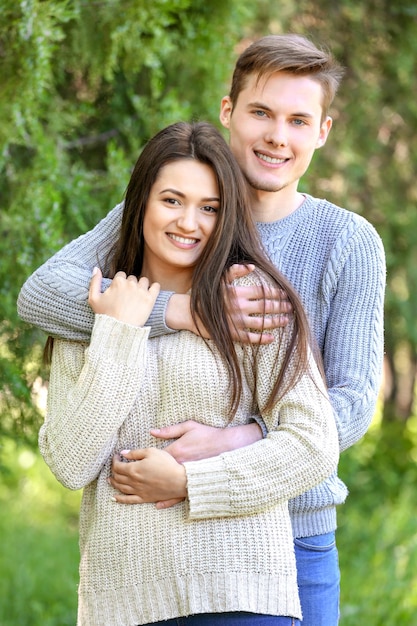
[39,272,160,489]
[39,316,151,489]
[108,333,338,515]
[184,339,339,519]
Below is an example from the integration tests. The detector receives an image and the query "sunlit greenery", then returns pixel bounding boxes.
[1,423,417,626]
[1,1,417,624]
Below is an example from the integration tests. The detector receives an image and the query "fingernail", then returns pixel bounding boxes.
[110,497,117,502]
[92,266,98,276]
[151,429,160,434]
[120,449,130,455]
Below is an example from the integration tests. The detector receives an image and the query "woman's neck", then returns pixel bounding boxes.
[140,261,193,294]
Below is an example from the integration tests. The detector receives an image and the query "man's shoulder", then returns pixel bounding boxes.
[306,195,383,243]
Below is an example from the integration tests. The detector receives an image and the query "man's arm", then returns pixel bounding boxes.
[17,203,174,341]
[17,206,290,343]
[323,219,386,453]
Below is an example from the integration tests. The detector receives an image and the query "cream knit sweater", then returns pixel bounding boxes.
[40,303,338,625]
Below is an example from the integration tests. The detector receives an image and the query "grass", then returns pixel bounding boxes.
[1,420,417,625]
[0,440,80,626]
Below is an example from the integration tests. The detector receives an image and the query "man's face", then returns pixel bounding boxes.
[220,71,332,196]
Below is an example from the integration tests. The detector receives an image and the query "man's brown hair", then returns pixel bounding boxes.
[229,34,345,119]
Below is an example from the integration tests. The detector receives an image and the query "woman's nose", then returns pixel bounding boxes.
[176,207,197,231]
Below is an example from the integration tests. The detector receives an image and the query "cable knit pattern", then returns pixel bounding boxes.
[17,203,175,341]
[257,195,385,537]
[40,297,338,624]
[18,194,386,539]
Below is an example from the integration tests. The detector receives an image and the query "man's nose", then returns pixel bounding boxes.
[265,121,288,148]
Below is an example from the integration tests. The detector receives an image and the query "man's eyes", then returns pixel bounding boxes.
[292,118,308,126]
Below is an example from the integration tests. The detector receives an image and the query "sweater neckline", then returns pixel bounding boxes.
[256,194,316,231]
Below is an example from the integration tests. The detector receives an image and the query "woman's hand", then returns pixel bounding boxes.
[109,448,187,504]
[88,267,160,327]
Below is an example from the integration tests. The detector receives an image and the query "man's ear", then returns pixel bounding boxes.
[219,96,233,130]
[316,116,333,149]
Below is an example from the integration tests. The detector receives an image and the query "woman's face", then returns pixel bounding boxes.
[141,159,220,292]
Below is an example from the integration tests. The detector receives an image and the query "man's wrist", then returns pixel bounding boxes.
[166,293,193,331]
[223,422,263,452]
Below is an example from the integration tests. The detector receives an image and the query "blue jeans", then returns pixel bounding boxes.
[148,614,299,625]
[294,531,340,626]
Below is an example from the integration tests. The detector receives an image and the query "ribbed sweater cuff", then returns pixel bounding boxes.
[89,314,150,366]
[147,291,177,337]
[291,506,337,539]
[184,456,232,519]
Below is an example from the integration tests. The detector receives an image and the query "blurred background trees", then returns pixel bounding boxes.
[2,0,416,442]
[1,1,417,624]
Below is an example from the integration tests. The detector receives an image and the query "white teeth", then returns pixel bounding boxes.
[169,234,198,244]
[256,152,286,164]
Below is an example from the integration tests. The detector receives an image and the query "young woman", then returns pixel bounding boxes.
[39,121,338,626]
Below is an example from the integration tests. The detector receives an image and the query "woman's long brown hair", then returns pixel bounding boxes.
[106,121,323,418]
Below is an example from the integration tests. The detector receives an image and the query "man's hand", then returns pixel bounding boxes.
[150,420,263,509]
[109,421,263,508]
[225,264,292,344]
[165,265,292,344]
[109,448,187,504]
[150,420,263,464]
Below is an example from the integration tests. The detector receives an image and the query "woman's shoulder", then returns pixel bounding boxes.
[231,267,273,288]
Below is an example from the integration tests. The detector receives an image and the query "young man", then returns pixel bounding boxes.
[18,35,386,625]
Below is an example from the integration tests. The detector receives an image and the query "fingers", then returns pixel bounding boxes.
[88,267,103,309]
[226,263,255,283]
[232,330,275,345]
[118,449,144,461]
[150,422,194,441]
[155,498,185,509]
[230,285,292,308]
[111,494,145,504]
[239,313,290,331]
[110,494,185,507]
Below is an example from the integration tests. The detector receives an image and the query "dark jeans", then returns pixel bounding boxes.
[146,614,299,625]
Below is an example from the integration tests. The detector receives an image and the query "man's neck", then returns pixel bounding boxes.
[250,187,305,223]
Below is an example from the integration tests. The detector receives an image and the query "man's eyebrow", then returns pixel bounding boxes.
[247,101,314,118]
[247,101,273,111]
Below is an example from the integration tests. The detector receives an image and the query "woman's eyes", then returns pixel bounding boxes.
[163,198,217,213]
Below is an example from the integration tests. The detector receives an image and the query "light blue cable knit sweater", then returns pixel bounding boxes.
[17,193,386,539]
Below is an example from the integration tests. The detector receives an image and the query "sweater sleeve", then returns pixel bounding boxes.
[323,219,386,453]
[184,318,339,520]
[38,315,150,490]
[17,203,175,341]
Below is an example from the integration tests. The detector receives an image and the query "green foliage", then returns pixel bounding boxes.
[0,439,80,625]
[261,0,417,419]
[338,419,417,624]
[0,0,256,441]
[2,0,417,436]
[2,428,417,625]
